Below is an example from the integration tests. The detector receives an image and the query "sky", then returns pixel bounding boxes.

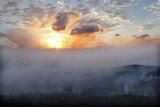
[0,0,160,48]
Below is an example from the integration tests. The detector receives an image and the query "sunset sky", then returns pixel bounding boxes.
[0,0,160,48]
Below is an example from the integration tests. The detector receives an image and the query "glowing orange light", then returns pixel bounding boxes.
[43,31,70,49]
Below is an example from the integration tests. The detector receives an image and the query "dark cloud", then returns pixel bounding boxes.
[115,34,121,36]
[52,12,79,31]
[136,34,150,39]
[71,25,102,35]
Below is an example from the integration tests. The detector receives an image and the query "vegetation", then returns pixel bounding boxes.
[0,94,158,107]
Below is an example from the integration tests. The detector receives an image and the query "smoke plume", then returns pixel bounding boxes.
[0,45,159,96]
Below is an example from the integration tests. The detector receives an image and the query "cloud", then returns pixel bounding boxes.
[1,0,159,49]
[138,23,159,31]
[22,5,46,20]
[115,34,121,36]
[104,34,160,46]
[73,18,120,33]
[4,27,160,49]
[0,1,50,28]
[3,26,103,49]
[52,12,80,31]
[105,35,133,46]
[128,34,160,45]
[71,25,102,35]
[45,4,56,16]
[36,0,45,3]
[85,8,130,24]
[0,0,132,33]
[136,34,150,39]
[105,0,137,7]
[3,1,18,8]
[144,0,160,16]
[12,0,45,3]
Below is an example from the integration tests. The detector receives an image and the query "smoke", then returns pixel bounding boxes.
[0,45,159,96]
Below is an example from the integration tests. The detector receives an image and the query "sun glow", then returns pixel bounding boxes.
[44,32,70,49]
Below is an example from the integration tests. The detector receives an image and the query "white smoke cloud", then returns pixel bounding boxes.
[0,45,159,96]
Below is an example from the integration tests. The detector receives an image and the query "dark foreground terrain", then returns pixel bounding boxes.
[0,94,159,107]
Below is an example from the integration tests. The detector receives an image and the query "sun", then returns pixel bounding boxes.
[46,36,63,49]
[44,32,70,49]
